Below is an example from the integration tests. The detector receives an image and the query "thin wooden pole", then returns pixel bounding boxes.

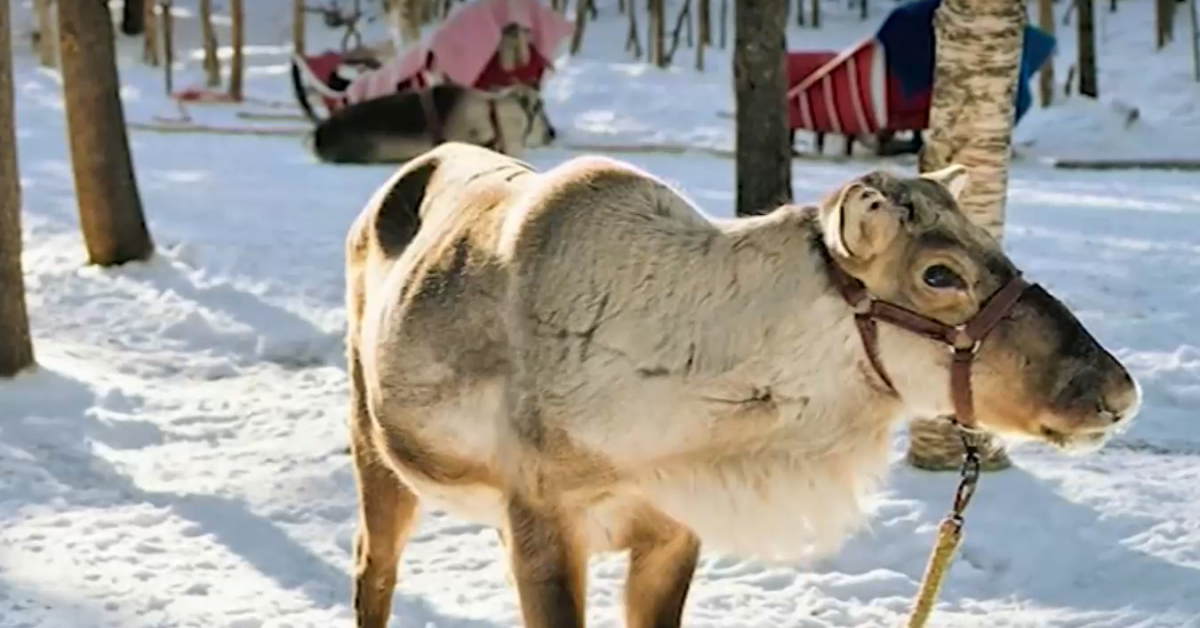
[161,0,174,96]
[1190,0,1200,81]
[142,0,159,66]
[1038,0,1056,106]
[293,0,306,56]
[229,0,245,101]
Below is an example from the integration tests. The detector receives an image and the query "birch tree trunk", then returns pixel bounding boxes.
[907,0,1025,472]
[33,0,56,68]
[57,0,156,267]
[734,0,792,216]
[0,0,35,377]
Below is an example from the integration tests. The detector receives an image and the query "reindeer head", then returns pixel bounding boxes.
[818,166,1142,453]
[498,22,533,72]
[496,84,557,148]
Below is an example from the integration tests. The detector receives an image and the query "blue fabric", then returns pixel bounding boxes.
[873,0,1056,124]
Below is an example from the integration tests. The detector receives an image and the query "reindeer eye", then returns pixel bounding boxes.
[922,264,965,290]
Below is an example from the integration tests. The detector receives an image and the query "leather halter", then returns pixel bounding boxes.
[418,89,445,145]
[824,258,1032,428]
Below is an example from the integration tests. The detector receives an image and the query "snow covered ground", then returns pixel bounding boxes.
[2,0,1199,627]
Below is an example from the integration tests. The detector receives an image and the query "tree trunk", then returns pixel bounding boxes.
[665,0,692,64]
[626,0,643,58]
[570,0,591,54]
[1078,0,1098,97]
[229,0,245,101]
[162,0,175,95]
[908,0,1025,472]
[1038,0,1055,106]
[1190,0,1200,82]
[200,0,220,87]
[0,0,35,377]
[734,0,792,216]
[389,0,423,48]
[649,0,666,67]
[143,0,159,66]
[1157,0,1176,48]
[419,0,437,27]
[57,0,155,267]
[719,0,727,47]
[122,0,146,35]
[33,0,56,68]
[293,0,306,56]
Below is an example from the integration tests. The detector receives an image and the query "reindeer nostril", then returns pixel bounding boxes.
[1099,372,1142,426]
[1097,400,1122,424]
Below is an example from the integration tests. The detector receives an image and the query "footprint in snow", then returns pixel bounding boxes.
[959,543,1012,575]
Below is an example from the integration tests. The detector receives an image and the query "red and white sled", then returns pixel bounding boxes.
[291,0,571,119]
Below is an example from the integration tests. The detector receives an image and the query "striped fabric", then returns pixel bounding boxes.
[784,38,890,135]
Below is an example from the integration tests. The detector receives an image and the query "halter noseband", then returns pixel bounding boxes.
[825,259,1032,428]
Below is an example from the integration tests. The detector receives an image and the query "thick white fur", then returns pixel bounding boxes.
[359,148,977,564]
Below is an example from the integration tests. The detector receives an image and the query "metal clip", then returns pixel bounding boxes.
[950,428,983,517]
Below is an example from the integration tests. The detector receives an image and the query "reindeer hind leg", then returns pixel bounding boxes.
[348,353,421,628]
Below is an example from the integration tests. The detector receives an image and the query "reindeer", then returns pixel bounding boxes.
[343,142,1142,628]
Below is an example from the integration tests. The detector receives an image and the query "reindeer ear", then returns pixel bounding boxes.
[820,180,901,262]
[920,164,970,201]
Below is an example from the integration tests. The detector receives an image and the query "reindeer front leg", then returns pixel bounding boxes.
[623,509,701,628]
[505,493,588,628]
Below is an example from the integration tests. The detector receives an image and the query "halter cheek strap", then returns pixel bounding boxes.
[825,260,1032,428]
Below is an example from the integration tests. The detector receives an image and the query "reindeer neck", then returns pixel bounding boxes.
[705,205,835,326]
[701,205,901,432]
